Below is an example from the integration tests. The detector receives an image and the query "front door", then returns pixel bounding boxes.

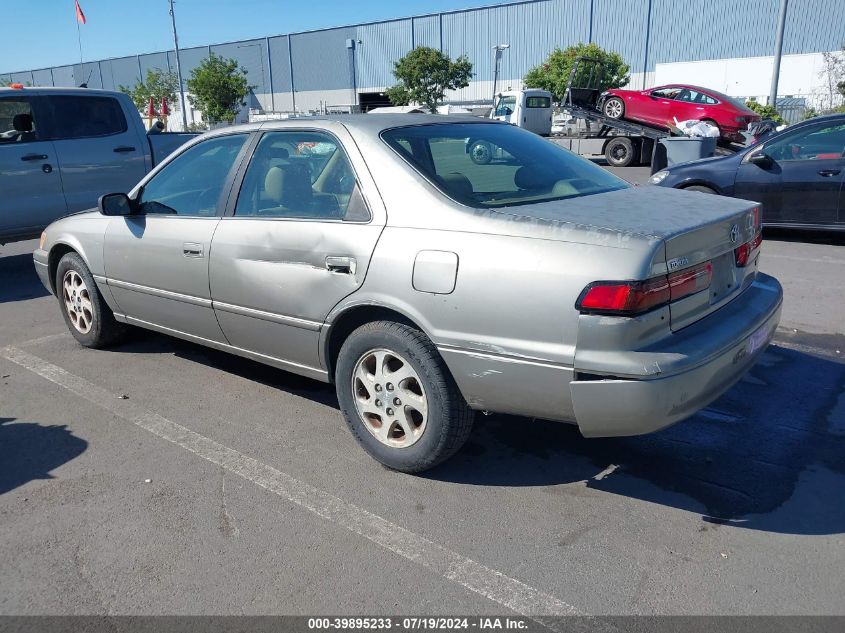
[103,133,250,342]
[44,94,148,213]
[209,128,385,373]
[0,94,65,240]
[735,121,845,226]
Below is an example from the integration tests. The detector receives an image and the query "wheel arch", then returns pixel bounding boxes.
[47,241,84,295]
[322,303,433,383]
[676,179,724,195]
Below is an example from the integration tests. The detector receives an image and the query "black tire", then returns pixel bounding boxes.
[604,137,636,167]
[683,185,717,194]
[335,321,474,473]
[602,96,625,119]
[468,140,493,165]
[55,252,127,348]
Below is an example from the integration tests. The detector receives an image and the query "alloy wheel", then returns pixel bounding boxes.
[352,348,428,448]
[62,270,94,334]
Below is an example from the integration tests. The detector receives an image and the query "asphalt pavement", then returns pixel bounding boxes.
[1,186,844,618]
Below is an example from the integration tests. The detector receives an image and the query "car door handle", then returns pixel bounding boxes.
[325,256,356,274]
[113,146,136,153]
[21,153,48,161]
[818,169,841,177]
[182,242,203,258]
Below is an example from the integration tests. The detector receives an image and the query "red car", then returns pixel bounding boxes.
[600,84,760,143]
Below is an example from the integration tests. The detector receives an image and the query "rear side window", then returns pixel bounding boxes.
[48,96,127,139]
[525,96,551,108]
[234,131,369,221]
[0,97,37,144]
[382,123,628,208]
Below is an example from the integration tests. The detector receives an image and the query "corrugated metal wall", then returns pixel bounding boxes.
[3,0,842,108]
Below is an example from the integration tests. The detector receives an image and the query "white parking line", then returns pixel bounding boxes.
[0,345,595,629]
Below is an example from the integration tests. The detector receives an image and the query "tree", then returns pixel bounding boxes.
[744,100,784,125]
[818,44,845,112]
[185,54,253,124]
[523,42,630,102]
[119,68,179,112]
[386,47,473,112]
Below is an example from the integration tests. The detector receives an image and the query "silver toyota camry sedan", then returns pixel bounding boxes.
[34,115,783,473]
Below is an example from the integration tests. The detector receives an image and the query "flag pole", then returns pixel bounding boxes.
[75,5,83,68]
[168,0,189,131]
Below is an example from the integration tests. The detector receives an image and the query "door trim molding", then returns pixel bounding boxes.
[212,301,323,331]
[107,278,212,308]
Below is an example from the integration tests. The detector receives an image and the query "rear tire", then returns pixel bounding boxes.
[603,97,625,119]
[55,252,127,349]
[604,137,636,167]
[701,118,721,137]
[335,321,474,473]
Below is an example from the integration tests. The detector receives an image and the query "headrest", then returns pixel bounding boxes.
[13,113,33,132]
[264,146,289,160]
[436,172,474,200]
[514,165,548,190]
[264,163,312,206]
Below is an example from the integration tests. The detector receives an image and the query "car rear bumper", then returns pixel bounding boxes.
[570,273,782,436]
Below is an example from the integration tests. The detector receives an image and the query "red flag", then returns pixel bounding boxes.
[75,0,86,25]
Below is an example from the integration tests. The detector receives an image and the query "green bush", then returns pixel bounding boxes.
[523,42,630,102]
[744,100,785,125]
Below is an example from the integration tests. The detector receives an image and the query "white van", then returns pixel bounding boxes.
[490,89,553,136]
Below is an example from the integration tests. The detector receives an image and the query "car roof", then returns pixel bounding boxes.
[0,86,124,95]
[202,113,499,138]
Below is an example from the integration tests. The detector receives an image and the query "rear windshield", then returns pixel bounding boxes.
[525,96,551,108]
[381,123,628,208]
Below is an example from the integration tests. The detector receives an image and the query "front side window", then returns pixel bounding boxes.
[234,131,369,221]
[0,97,37,144]
[494,96,517,117]
[382,123,628,208]
[525,96,551,109]
[765,123,845,162]
[137,134,247,217]
[48,96,127,140]
[651,87,681,100]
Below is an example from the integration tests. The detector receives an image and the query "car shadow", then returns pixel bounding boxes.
[0,253,50,304]
[108,332,845,536]
[0,418,88,495]
[426,344,845,536]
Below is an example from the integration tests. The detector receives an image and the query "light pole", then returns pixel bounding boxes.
[491,44,509,106]
[237,43,267,113]
[769,0,789,107]
[168,0,188,131]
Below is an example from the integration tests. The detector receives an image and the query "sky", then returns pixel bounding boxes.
[2,0,513,73]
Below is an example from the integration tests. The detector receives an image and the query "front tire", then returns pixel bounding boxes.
[683,185,717,194]
[603,96,625,119]
[56,252,127,348]
[335,321,474,473]
[468,140,493,165]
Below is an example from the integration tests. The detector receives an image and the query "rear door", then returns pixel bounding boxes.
[735,121,844,226]
[0,93,65,239]
[208,126,385,372]
[45,94,147,213]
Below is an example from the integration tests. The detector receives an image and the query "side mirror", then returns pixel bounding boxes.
[748,152,774,169]
[98,192,134,216]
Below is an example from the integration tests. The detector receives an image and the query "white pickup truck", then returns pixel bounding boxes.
[1,87,197,243]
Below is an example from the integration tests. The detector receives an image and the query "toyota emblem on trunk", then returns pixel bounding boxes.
[729,224,739,244]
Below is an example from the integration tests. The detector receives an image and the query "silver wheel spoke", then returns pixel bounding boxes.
[62,270,94,334]
[352,347,428,449]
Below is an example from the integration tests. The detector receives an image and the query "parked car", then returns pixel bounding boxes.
[0,86,197,243]
[650,114,845,230]
[34,115,782,473]
[600,84,760,143]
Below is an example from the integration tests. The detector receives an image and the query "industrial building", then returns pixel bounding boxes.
[3,0,843,124]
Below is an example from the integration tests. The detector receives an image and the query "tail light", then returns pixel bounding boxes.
[577,262,712,316]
